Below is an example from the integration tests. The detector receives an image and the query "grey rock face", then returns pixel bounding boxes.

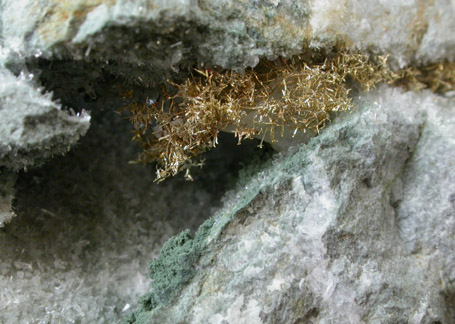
[0,102,259,323]
[0,68,90,170]
[1,0,312,86]
[1,0,454,83]
[2,0,455,68]
[133,87,455,323]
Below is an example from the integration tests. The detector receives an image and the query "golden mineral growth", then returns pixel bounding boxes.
[123,49,454,181]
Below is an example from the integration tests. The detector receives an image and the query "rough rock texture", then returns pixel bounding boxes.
[0,68,90,171]
[0,67,89,227]
[0,1,454,323]
[309,0,455,66]
[129,87,455,323]
[0,101,265,323]
[2,0,455,84]
[1,0,454,221]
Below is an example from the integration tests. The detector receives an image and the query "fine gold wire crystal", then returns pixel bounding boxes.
[121,50,455,182]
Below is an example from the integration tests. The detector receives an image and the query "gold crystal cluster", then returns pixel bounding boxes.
[401,61,455,93]
[121,50,455,182]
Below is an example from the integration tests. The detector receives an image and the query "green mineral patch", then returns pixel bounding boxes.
[124,217,216,323]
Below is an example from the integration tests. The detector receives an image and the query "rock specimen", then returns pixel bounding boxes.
[0,66,90,227]
[127,87,455,323]
[2,0,455,72]
[0,104,250,323]
[0,69,90,170]
[0,0,454,323]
